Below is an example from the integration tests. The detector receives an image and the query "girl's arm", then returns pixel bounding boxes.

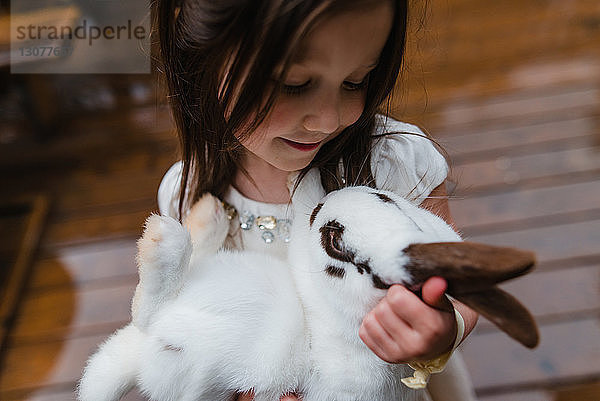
[419,181,479,343]
[359,181,479,363]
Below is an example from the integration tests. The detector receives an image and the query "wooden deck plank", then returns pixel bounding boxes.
[406,45,600,89]
[555,381,600,401]
[441,86,597,125]
[465,219,600,264]
[451,147,600,191]
[9,282,135,344]
[478,389,553,401]
[0,333,143,399]
[422,86,599,130]
[417,0,600,49]
[0,117,174,170]
[53,163,171,218]
[0,197,48,329]
[42,210,151,250]
[402,55,600,120]
[402,1,600,110]
[478,263,600,330]
[461,317,600,391]
[440,114,596,149]
[29,239,138,290]
[0,334,106,395]
[2,388,148,401]
[450,180,600,230]
[0,148,174,222]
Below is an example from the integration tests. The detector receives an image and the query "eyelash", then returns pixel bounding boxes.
[281,78,368,95]
[282,81,311,95]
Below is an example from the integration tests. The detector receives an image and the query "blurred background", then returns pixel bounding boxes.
[0,0,599,400]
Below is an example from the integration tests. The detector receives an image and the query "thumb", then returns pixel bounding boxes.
[421,277,453,312]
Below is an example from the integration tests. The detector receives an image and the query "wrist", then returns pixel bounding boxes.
[401,307,465,389]
[451,307,466,350]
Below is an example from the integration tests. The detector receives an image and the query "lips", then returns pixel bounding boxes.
[281,138,322,152]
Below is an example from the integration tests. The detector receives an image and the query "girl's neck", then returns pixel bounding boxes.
[234,153,293,204]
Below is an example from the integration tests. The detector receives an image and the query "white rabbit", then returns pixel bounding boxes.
[78,172,538,401]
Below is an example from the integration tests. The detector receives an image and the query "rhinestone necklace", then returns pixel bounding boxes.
[222,201,292,244]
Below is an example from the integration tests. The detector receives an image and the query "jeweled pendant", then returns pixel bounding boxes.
[257,215,277,230]
[222,202,237,221]
[278,219,292,243]
[262,231,275,244]
[239,211,254,230]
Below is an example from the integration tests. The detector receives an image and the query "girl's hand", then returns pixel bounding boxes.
[236,390,300,400]
[359,277,458,363]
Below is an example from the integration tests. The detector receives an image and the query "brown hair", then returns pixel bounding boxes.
[154,0,408,219]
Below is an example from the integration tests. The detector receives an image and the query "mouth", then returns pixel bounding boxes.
[281,138,322,152]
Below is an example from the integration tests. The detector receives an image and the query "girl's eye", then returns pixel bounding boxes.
[280,77,368,96]
[342,79,368,91]
[281,80,312,95]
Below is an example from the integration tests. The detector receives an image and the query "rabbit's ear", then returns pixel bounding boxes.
[453,287,540,349]
[403,242,536,293]
[403,241,539,348]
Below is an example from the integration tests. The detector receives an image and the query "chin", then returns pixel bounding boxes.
[263,150,317,173]
[272,159,313,173]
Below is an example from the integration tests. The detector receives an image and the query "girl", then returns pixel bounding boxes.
[155,0,479,400]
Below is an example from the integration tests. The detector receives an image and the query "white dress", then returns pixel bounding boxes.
[157,116,477,401]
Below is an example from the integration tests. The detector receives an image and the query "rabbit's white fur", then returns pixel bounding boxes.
[79,171,462,401]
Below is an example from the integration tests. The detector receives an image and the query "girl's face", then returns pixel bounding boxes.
[238,1,394,174]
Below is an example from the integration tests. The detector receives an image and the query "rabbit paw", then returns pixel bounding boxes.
[184,193,230,253]
[133,214,192,328]
[137,214,191,271]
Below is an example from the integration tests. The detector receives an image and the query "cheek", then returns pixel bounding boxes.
[236,100,297,148]
[262,97,303,131]
[341,93,366,126]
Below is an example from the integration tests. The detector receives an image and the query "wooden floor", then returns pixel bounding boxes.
[1,0,599,400]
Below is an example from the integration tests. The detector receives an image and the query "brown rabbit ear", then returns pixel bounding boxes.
[403,242,536,293]
[454,287,540,349]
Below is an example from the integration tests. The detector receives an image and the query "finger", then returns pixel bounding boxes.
[421,277,453,312]
[384,284,430,328]
[388,283,456,352]
[360,311,404,362]
[371,296,414,340]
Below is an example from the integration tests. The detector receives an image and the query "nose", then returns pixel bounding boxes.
[302,90,341,134]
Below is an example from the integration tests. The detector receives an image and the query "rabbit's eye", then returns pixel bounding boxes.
[329,229,344,255]
[320,221,354,264]
[327,228,350,262]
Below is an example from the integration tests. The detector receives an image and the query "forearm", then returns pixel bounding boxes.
[451,299,478,344]
[421,181,479,344]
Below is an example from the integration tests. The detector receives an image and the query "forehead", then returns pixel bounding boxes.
[290,1,393,71]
